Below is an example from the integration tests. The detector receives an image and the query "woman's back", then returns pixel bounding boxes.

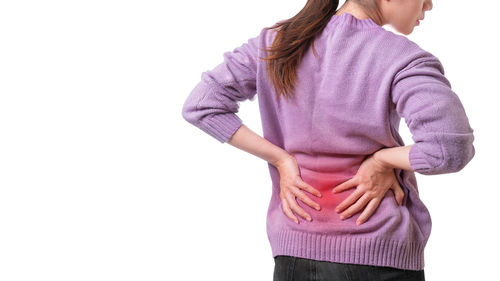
[265,13,412,168]
[182,11,474,272]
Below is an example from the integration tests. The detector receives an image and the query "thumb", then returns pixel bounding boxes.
[391,181,405,206]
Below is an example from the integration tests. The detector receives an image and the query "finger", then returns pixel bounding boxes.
[285,192,312,222]
[339,192,371,220]
[356,197,382,226]
[297,179,322,198]
[390,181,405,206]
[332,177,356,194]
[281,197,299,224]
[293,188,321,211]
[335,188,363,213]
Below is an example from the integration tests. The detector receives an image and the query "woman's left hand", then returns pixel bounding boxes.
[331,153,405,226]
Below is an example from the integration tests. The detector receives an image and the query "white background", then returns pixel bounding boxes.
[0,0,498,280]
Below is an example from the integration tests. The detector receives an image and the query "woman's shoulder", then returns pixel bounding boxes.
[382,28,436,56]
[374,29,444,74]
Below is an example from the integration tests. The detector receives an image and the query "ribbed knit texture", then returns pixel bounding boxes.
[181,12,475,271]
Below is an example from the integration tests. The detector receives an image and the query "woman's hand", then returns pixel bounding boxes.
[331,153,405,226]
[274,154,322,224]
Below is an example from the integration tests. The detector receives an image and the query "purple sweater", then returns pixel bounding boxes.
[181,12,475,271]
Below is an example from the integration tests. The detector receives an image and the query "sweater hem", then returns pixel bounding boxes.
[269,229,425,271]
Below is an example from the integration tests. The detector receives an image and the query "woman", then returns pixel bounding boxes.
[181,0,475,280]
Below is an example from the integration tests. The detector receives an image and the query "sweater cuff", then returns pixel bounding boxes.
[409,144,432,175]
[197,113,243,143]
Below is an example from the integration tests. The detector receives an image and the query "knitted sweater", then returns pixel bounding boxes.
[181,12,475,271]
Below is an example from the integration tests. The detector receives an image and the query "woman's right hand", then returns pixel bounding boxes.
[274,154,322,224]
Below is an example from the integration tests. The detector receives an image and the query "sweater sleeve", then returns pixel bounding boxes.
[181,33,260,143]
[390,54,475,175]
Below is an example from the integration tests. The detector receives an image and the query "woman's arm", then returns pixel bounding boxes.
[389,55,475,175]
[373,145,414,171]
[227,124,291,168]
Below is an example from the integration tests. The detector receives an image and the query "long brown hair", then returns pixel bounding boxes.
[259,0,340,102]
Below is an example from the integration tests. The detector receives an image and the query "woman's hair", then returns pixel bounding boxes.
[259,0,341,102]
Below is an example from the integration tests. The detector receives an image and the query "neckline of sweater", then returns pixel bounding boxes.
[327,12,381,30]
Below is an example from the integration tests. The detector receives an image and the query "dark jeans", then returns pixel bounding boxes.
[273,255,425,281]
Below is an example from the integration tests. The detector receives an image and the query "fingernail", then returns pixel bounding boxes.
[356,220,362,226]
[316,206,321,211]
[307,217,312,221]
[340,215,345,220]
